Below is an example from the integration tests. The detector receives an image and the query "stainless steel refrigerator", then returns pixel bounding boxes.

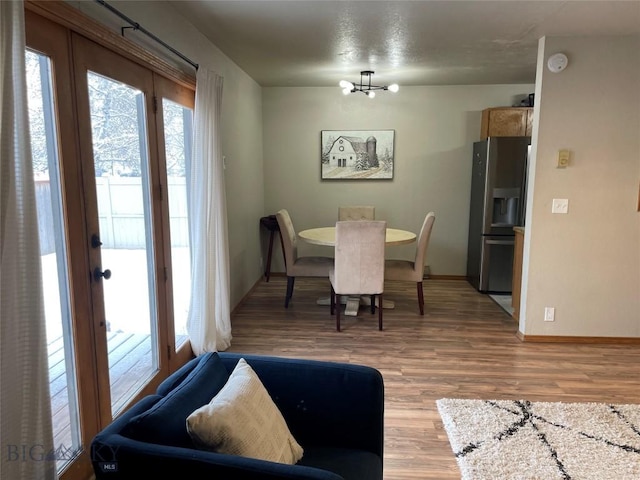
[467,136,530,293]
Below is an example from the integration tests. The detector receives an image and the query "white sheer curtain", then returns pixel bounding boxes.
[186,68,232,355]
[0,1,56,478]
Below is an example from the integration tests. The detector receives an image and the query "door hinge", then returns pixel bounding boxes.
[153,95,158,113]
[158,183,163,200]
[164,267,168,282]
[167,344,171,359]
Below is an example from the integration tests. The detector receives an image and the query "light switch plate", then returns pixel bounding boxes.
[557,149,570,168]
[544,307,555,322]
[552,198,569,214]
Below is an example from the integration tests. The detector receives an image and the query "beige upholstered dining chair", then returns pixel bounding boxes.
[275,209,334,308]
[330,220,386,332]
[384,212,436,315]
[338,206,375,221]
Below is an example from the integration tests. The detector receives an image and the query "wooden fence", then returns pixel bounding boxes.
[36,177,188,254]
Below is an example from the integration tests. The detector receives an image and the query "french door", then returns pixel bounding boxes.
[72,33,167,420]
[25,9,194,479]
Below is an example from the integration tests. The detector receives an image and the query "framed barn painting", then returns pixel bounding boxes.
[321,130,395,180]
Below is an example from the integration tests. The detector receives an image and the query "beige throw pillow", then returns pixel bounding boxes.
[186,358,304,464]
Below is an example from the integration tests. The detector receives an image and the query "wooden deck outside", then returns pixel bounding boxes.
[47,329,154,454]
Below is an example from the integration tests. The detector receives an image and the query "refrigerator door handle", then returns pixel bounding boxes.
[485,239,515,246]
[519,147,530,226]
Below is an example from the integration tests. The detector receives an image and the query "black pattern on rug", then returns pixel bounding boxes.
[437,399,640,480]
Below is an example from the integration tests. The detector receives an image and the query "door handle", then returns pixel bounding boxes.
[486,240,515,246]
[93,267,112,281]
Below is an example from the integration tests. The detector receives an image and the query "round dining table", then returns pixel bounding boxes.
[297,226,416,316]
[298,226,416,247]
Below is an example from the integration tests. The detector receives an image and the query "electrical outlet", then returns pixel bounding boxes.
[544,307,555,322]
[552,198,569,214]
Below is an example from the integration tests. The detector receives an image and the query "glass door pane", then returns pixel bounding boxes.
[86,71,159,415]
[25,49,81,472]
[161,98,193,349]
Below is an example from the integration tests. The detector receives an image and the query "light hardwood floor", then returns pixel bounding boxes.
[227,276,640,480]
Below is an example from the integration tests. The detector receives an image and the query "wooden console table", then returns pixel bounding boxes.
[260,215,285,282]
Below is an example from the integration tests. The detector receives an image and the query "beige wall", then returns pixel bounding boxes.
[263,85,534,274]
[521,35,640,337]
[69,1,266,308]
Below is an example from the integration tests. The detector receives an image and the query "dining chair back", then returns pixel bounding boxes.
[276,209,334,308]
[338,205,375,221]
[329,220,386,331]
[384,212,436,315]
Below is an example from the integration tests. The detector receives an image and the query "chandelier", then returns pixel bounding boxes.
[339,70,399,98]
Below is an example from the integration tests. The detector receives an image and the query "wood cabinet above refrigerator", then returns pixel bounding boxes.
[481,107,533,139]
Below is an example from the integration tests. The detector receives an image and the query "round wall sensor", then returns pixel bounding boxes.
[547,53,568,73]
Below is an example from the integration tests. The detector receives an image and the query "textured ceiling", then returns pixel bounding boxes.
[168,0,640,87]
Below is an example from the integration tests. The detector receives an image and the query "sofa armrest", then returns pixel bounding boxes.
[91,435,343,480]
[218,353,384,460]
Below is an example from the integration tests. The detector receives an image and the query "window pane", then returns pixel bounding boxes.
[162,98,192,349]
[26,49,82,472]
[86,71,159,416]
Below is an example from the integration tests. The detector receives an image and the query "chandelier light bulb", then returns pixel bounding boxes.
[339,71,396,98]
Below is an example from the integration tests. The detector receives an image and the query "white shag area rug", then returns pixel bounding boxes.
[436,399,640,480]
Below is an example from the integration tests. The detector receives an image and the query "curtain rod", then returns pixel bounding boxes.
[94,0,199,71]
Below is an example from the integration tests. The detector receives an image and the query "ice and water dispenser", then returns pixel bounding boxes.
[491,188,520,226]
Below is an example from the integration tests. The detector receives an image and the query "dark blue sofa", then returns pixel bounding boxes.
[90,352,384,479]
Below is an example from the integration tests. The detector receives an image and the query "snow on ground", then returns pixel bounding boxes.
[42,247,190,342]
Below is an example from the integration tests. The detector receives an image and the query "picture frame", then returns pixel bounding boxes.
[321,130,395,180]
